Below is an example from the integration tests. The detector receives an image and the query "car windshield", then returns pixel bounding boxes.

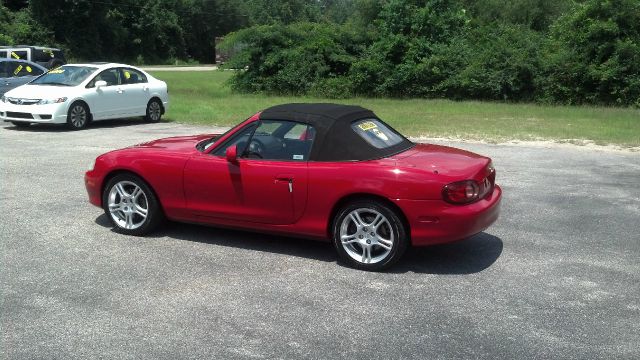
[30,65,98,86]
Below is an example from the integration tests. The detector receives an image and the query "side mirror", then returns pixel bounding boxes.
[95,80,107,88]
[225,145,238,163]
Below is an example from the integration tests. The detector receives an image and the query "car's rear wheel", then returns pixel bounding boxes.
[332,200,408,271]
[144,98,163,123]
[67,102,90,130]
[11,121,30,128]
[102,174,164,236]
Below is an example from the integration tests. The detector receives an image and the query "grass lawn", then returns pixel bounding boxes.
[151,71,640,147]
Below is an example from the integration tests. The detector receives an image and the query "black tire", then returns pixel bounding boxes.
[11,121,30,128]
[332,200,408,271]
[144,98,163,122]
[102,173,164,236]
[66,101,90,130]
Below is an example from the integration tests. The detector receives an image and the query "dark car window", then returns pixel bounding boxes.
[87,68,121,87]
[351,119,405,149]
[242,120,315,161]
[121,68,147,85]
[0,62,7,78]
[10,50,28,60]
[0,50,7,58]
[9,62,44,77]
[212,123,258,157]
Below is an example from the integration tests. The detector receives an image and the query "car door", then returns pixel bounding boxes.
[118,68,149,116]
[84,68,124,120]
[183,120,314,225]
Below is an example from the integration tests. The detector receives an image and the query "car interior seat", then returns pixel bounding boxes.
[128,73,139,84]
[100,71,118,86]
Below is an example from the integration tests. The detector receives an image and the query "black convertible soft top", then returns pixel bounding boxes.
[260,103,414,161]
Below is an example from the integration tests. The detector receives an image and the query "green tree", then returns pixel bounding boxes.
[542,0,640,105]
[349,0,468,96]
[463,0,574,31]
[222,22,367,96]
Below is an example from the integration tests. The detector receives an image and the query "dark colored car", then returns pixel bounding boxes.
[0,59,47,97]
[0,45,66,69]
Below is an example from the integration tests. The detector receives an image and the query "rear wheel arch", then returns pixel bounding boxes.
[149,96,165,114]
[327,193,410,240]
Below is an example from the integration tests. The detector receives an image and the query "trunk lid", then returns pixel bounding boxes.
[395,144,490,179]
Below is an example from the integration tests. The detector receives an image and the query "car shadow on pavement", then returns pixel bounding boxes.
[3,118,161,132]
[95,214,503,274]
[391,232,503,274]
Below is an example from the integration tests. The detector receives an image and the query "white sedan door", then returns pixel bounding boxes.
[83,68,125,120]
[117,68,150,116]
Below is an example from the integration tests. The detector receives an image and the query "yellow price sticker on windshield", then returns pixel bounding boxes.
[48,68,65,74]
[124,71,131,79]
[26,66,32,73]
[11,51,20,59]
[358,121,378,131]
[14,65,23,75]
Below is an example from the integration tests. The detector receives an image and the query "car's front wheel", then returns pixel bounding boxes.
[67,101,90,130]
[102,174,164,236]
[332,200,408,271]
[144,98,163,123]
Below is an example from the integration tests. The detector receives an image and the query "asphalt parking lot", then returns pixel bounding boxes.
[1,119,639,359]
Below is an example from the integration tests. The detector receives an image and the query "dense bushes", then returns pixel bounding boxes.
[224,0,640,106]
[2,0,246,64]
[541,0,640,106]
[222,23,368,96]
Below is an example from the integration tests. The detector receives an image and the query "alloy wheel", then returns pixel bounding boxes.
[148,101,161,121]
[70,104,87,128]
[107,180,149,230]
[339,208,394,264]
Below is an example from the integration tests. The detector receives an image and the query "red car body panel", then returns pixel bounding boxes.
[85,110,501,246]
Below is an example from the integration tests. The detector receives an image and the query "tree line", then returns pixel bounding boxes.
[1,0,639,106]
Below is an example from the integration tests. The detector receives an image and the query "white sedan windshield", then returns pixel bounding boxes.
[30,66,98,87]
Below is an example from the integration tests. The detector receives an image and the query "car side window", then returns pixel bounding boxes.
[121,68,147,85]
[11,62,43,77]
[0,51,7,59]
[241,120,315,161]
[0,62,7,78]
[87,68,120,87]
[212,123,258,157]
[10,51,28,60]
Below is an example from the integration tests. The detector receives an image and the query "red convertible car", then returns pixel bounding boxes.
[85,104,501,270]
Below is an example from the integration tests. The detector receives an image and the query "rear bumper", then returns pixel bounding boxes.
[396,185,502,246]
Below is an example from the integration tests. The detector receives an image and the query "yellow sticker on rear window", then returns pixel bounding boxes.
[358,121,377,131]
[11,52,20,59]
[14,65,23,75]
[26,66,32,73]
[124,71,131,79]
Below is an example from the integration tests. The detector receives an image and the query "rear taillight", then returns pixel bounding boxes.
[442,180,480,204]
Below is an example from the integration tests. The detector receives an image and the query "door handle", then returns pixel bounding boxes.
[275,176,294,193]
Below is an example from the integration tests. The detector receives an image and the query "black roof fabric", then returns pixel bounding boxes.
[260,103,414,161]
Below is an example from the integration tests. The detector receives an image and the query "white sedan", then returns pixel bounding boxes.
[0,63,169,129]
